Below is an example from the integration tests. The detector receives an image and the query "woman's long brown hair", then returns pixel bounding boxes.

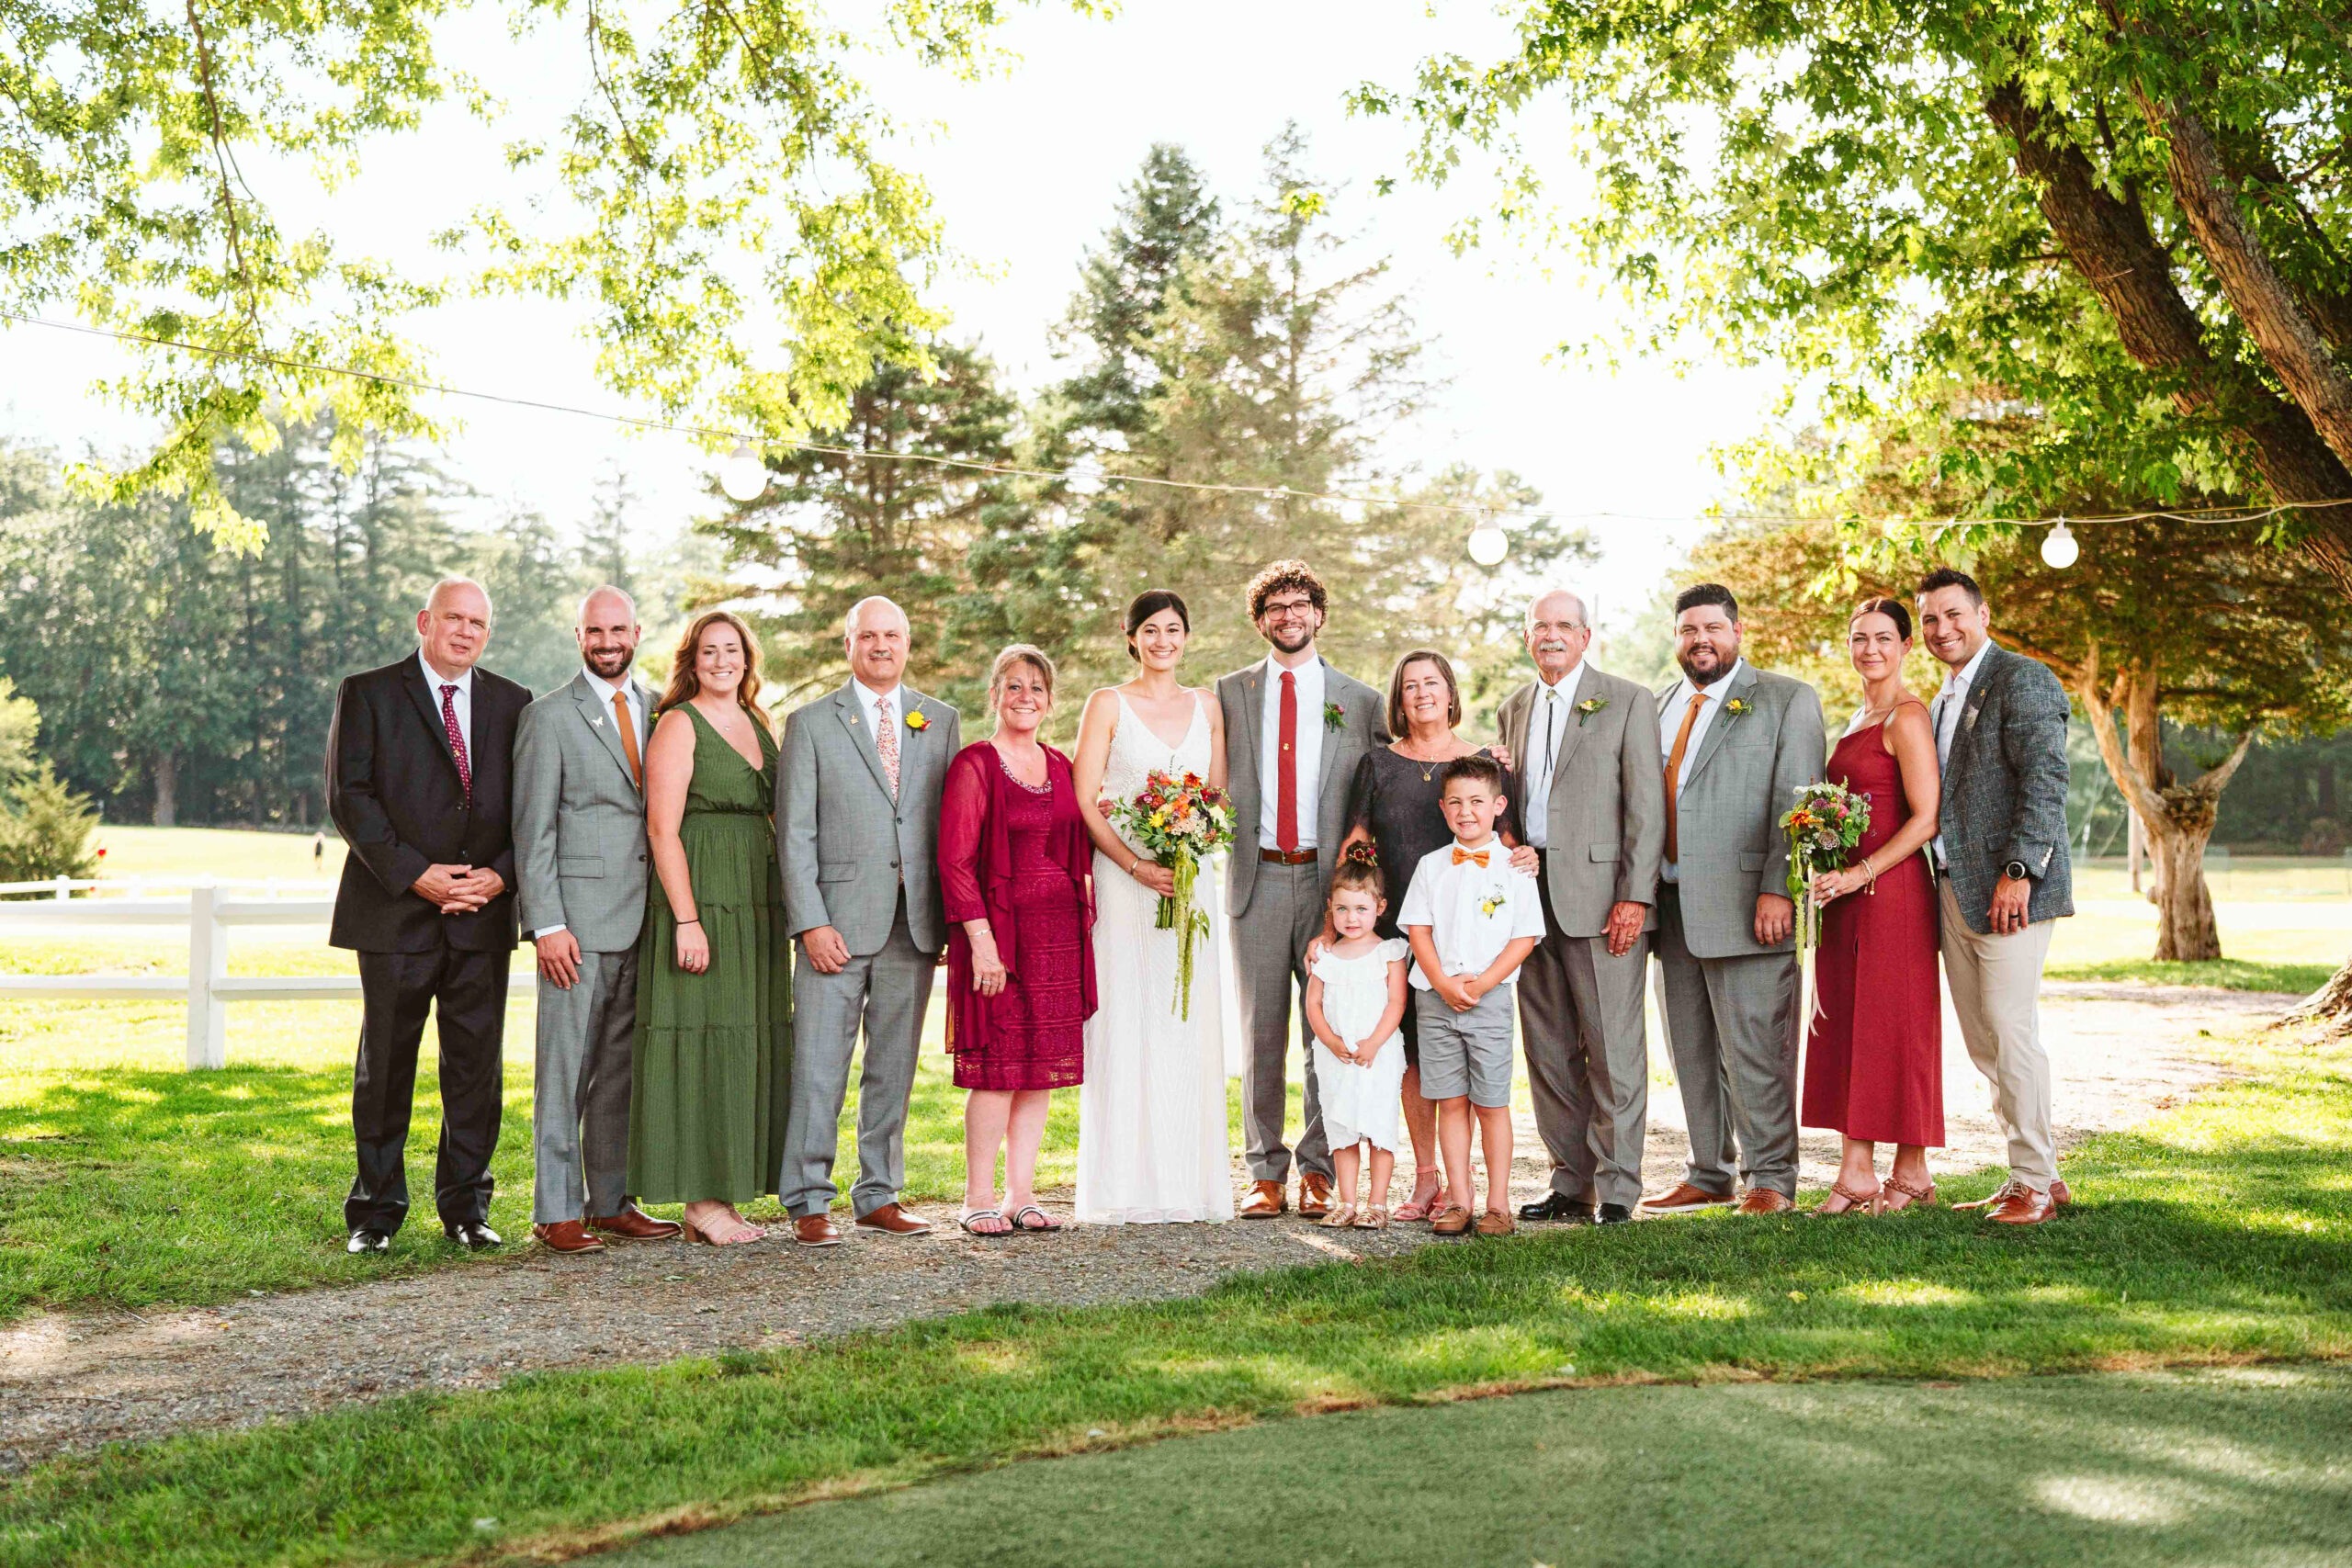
[658,609,774,739]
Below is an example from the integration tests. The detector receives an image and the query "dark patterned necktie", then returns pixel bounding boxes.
[440,683,472,801]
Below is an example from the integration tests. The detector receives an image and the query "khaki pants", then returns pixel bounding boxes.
[1937,878,2057,1190]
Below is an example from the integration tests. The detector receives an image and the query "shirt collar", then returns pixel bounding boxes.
[1680,657,1744,704]
[419,650,472,695]
[581,666,636,705]
[1264,651,1321,688]
[1945,639,1992,693]
[1538,661,1585,704]
[1451,833,1500,855]
[853,676,902,714]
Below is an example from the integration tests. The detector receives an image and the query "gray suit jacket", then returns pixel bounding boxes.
[1656,662,1827,960]
[1498,663,1666,939]
[1936,644,2075,933]
[512,671,655,953]
[778,682,961,956]
[1216,656,1390,919]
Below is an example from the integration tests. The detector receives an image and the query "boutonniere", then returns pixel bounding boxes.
[1575,696,1609,727]
[1323,700,1345,732]
[905,708,930,732]
[589,713,605,728]
[1722,697,1753,722]
[1478,889,1507,919]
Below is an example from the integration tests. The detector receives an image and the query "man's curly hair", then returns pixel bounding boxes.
[1244,558,1329,621]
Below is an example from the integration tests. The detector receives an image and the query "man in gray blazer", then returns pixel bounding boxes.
[1217,560,1389,1219]
[512,586,681,1252]
[777,596,961,1247]
[1918,567,2075,1226]
[1497,590,1665,1226]
[1643,583,1826,1216]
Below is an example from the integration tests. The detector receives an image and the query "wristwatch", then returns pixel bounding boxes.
[2002,859,2031,883]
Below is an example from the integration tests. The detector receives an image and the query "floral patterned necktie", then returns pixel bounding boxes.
[876,695,899,799]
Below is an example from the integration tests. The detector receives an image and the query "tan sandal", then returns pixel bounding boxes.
[1319,1203,1358,1229]
[1814,1178,1884,1216]
[1880,1174,1938,1213]
[1393,1168,1444,1223]
[1354,1204,1389,1231]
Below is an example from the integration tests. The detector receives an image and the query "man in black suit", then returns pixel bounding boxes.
[327,576,532,1253]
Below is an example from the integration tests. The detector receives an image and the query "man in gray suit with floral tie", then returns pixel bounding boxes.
[1643,583,1826,1217]
[777,596,961,1247]
[513,586,682,1253]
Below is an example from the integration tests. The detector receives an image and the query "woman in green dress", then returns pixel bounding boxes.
[630,608,794,1245]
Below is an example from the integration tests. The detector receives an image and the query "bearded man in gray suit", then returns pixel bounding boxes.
[1917,566,2075,1226]
[512,586,682,1253]
[777,596,961,1247]
[1642,583,1826,1217]
[1217,559,1389,1220]
[1498,590,1666,1227]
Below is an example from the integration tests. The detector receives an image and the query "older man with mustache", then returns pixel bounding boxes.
[1496,590,1666,1226]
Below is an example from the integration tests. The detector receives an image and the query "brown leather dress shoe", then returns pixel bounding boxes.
[2051,1178,2074,1207]
[1239,1179,1287,1219]
[1985,1185,2055,1225]
[1430,1203,1474,1236]
[854,1201,933,1236]
[1296,1171,1334,1220]
[531,1219,606,1254]
[1640,1181,1737,1214]
[1733,1189,1795,1215]
[1475,1210,1516,1237]
[1953,1179,2021,1212]
[588,1202,683,1241]
[793,1213,843,1247]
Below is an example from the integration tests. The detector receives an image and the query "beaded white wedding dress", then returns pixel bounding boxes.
[1075,691,1234,1224]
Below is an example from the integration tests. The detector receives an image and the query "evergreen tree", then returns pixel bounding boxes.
[578,464,639,599]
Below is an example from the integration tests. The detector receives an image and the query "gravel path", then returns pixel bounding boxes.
[0,982,2284,1471]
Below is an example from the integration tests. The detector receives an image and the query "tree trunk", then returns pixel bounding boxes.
[2143,789,2225,962]
[152,751,177,829]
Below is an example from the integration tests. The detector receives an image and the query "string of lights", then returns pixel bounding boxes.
[8,309,2350,573]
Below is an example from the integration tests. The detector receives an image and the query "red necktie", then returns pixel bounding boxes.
[440,683,472,802]
[1452,846,1490,868]
[1276,670,1299,852]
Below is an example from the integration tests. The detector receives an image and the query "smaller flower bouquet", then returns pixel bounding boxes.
[1107,770,1236,1020]
[1780,780,1871,1020]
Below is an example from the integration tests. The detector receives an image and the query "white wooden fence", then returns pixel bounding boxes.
[0,877,348,1069]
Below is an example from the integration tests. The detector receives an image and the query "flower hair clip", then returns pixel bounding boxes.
[1341,841,1380,867]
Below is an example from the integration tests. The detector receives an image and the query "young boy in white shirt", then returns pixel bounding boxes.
[1397,754,1546,1236]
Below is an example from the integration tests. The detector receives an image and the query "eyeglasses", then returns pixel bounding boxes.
[1260,600,1317,621]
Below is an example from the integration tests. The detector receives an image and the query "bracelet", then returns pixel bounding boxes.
[678,918,701,927]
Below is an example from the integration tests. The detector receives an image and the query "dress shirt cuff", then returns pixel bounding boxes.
[532,923,567,940]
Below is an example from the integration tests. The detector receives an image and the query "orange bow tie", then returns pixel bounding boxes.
[1451,846,1491,868]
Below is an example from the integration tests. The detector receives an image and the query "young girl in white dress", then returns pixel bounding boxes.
[1304,860,1411,1229]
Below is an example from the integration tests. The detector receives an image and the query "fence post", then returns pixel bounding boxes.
[51,874,69,901]
[186,883,229,1070]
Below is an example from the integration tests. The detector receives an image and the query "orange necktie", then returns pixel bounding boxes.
[613,690,642,790]
[1451,846,1490,868]
[1662,689,1706,863]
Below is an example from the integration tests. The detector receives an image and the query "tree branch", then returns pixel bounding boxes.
[185,0,263,347]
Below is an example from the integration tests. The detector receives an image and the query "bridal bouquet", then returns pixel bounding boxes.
[1107,770,1235,1020]
[1781,781,1871,1021]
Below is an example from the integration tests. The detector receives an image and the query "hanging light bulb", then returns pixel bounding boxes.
[1466,515,1510,567]
[2041,517,2079,569]
[718,443,768,504]
[1065,454,1106,497]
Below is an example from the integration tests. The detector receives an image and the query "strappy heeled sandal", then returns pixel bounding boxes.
[1354,1204,1389,1231]
[1879,1174,1938,1213]
[1394,1169,1444,1222]
[1319,1202,1359,1229]
[1815,1178,1884,1216]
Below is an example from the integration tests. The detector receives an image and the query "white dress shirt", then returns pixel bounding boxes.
[1929,639,1992,868]
[1396,836,1548,988]
[419,649,473,759]
[1657,657,1746,884]
[1519,661,1586,851]
[1257,652,1326,850]
[854,676,904,760]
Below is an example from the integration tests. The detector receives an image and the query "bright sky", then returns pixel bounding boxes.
[0,0,1787,642]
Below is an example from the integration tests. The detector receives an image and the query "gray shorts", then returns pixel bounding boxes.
[1414,986,1517,1109]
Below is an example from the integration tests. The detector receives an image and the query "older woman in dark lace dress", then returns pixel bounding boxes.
[937,645,1095,1236]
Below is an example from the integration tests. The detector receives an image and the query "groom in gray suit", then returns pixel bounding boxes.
[1498,590,1666,1227]
[1217,560,1388,1220]
[1643,583,1826,1217]
[513,585,681,1252]
[778,596,961,1247]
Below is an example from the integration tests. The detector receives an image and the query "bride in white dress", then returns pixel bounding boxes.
[1069,590,1235,1224]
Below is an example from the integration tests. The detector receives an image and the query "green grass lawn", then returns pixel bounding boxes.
[2,1024,2346,1568]
[597,1366,2352,1567]
[73,825,347,886]
[2042,957,2338,993]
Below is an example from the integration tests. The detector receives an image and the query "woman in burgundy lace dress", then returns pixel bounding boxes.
[938,646,1096,1236]
[1801,598,1946,1213]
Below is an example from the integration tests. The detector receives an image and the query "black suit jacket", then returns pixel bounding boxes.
[326,655,533,953]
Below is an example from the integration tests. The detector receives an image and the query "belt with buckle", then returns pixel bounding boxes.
[1259,847,1317,865]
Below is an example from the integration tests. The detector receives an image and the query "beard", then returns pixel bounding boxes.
[1676,641,1736,685]
[1265,621,1316,655]
[583,644,635,679]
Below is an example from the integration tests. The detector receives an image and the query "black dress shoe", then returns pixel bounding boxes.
[443,1221,503,1249]
[1518,1192,1598,1224]
[346,1229,390,1255]
[1595,1202,1634,1225]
